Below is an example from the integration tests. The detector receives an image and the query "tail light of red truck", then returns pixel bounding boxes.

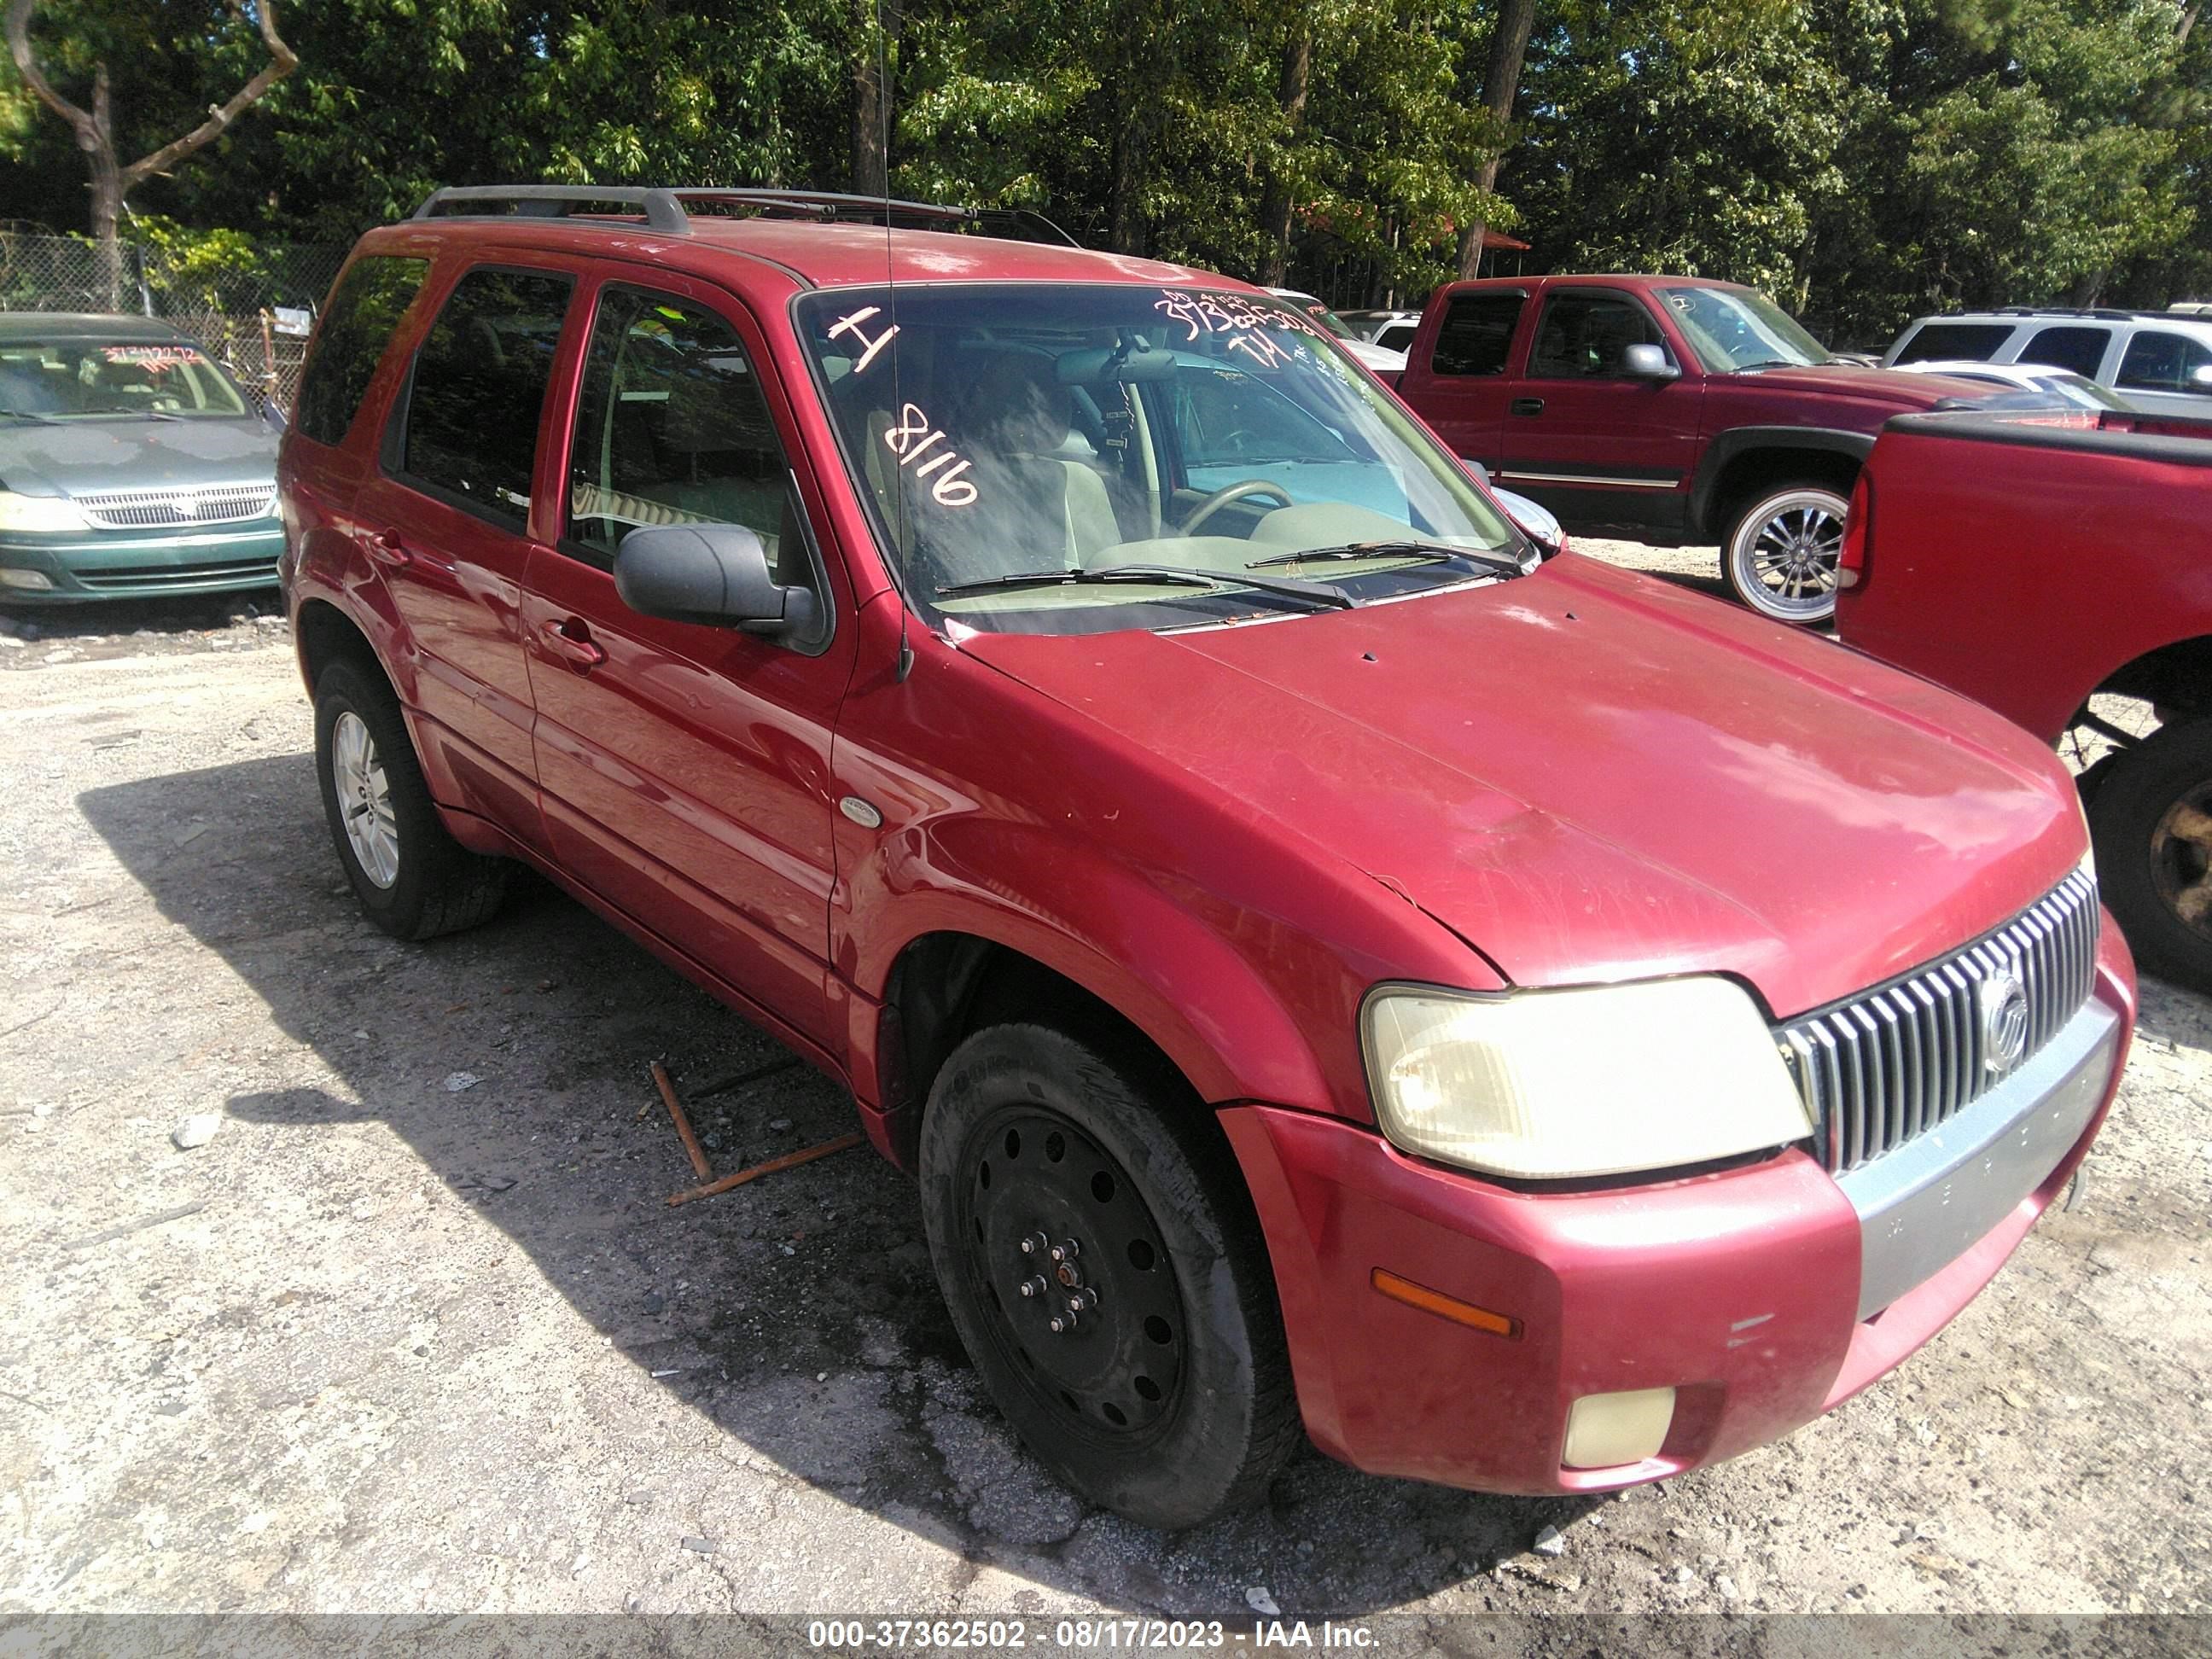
[1836,472,1872,590]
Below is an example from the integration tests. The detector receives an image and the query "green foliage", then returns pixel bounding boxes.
[3,0,2209,331]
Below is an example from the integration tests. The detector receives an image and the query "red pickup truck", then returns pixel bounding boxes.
[1837,408,2212,993]
[1393,275,1994,625]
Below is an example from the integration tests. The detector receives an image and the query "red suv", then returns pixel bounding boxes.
[278,187,2132,1528]
[1393,276,1999,624]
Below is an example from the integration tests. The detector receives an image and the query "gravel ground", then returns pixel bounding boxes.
[1,559,2208,1624]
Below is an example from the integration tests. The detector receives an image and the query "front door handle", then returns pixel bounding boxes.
[540,616,607,669]
[365,528,411,568]
[1510,398,1546,417]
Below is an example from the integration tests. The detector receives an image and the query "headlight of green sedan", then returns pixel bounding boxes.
[1362,977,1814,1180]
[0,491,90,533]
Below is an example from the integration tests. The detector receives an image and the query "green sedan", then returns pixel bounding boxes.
[0,312,284,603]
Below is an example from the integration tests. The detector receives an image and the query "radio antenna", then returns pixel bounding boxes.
[876,0,915,683]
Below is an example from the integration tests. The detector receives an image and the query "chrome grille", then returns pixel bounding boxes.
[73,483,276,530]
[1778,870,2100,1174]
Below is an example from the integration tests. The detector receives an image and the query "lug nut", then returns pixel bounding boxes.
[1048,1316,1067,1333]
[1018,1276,1046,1300]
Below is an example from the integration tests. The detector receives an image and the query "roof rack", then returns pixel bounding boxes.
[1987,305,2157,322]
[411,184,1080,248]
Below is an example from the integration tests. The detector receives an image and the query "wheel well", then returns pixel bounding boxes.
[296,599,386,695]
[881,933,1199,1163]
[2094,634,2212,720]
[1706,449,1860,539]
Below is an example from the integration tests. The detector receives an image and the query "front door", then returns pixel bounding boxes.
[521,274,856,1055]
[353,262,577,843]
[1496,286,1701,532]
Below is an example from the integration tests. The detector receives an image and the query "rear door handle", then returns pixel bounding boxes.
[540,616,607,669]
[1510,398,1546,417]
[365,528,411,568]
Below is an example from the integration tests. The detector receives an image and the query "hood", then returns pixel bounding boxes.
[1723,361,1997,410]
[0,418,278,498]
[960,556,2083,1019]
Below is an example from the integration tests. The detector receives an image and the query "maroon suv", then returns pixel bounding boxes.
[1393,275,1997,624]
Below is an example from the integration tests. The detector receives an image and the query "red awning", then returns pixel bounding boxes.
[1481,229,1531,251]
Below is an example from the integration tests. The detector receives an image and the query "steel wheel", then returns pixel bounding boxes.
[2150,785,2212,940]
[955,1105,1186,1443]
[330,708,400,889]
[1725,486,1848,625]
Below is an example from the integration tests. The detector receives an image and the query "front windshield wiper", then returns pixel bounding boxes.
[937,562,1355,610]
[0,408,60,425]
[1249,538,1533,579]
[1730,357,1813,372]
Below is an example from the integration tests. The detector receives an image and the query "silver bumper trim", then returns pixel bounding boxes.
[1837,997,2119,1319]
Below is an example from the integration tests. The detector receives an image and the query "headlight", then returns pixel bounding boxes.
[0,491,89,533]
[1362,978,1813,1180]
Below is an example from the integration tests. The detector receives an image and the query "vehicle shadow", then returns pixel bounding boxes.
[1,588,278,641]
[79,751,1598,1615]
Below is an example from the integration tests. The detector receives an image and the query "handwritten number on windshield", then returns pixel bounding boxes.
[884,402,977,508]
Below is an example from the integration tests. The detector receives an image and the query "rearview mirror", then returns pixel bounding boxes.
[1621,343,1680,381]
[1057,345,1178,384]
[614,523,818,638]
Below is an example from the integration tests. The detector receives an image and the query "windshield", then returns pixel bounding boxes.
[0,338,249,421]
[796,283,1521,636]
[1656,286,1831,372]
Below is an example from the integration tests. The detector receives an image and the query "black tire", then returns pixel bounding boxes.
[917,1023,1296,1530]
[2087,711,2212,993]
[313,658,508,940]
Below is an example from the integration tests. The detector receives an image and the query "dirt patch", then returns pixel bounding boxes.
[0,604,2204,1618]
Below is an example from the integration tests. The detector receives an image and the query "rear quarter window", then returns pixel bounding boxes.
[2017,325,2111,379]
[1892,322,2016,364]
[293,255,431,446]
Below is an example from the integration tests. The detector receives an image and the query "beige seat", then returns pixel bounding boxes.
[955,352,1121,562]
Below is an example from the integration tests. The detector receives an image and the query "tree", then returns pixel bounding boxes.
[1457,0,1534,276]
[4,0,294,305]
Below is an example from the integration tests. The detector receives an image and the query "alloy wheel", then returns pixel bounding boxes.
[331,709,400,889]
[1731,490,1845,624]
[2150,784,2212,941]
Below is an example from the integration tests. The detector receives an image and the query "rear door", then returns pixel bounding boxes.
[520,270,855,1055]
[2112,327,2212,418]
[353,262,578,843]
[1495,285,1698,531]
[1403,288,1529,471]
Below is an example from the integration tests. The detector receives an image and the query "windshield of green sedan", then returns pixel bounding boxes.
[795,283,1523,636]
[1657,286,1832,372]
[0,340,249,421]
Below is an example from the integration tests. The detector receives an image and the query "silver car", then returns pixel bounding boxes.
[1883,306,2212,418]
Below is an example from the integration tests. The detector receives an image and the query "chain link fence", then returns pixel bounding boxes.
[0,225,346,413]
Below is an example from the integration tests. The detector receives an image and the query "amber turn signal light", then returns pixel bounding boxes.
[1371,1267,1522,1339]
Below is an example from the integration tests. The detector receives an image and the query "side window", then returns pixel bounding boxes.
[393,266,574,528]
[1377,322,1417,353]
[2116,330,2212,395]
[294,256,429,446]
[1892,323,2014,364]
[1172,367,1353,468]
[1430,294,1524,376]
[2017,325,2110,379]
[564,285,804,583]
[1526,294,1666,379]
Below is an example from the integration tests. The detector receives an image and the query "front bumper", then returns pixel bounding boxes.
[1220,921,2133,1496]
[0,522,284,602]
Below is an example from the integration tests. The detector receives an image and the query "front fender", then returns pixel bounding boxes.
[1687,425,1873,538]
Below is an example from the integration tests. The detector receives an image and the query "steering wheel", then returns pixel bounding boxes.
[1180,479,1294,535]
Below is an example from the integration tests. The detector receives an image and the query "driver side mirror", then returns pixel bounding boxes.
[614,523,819,639]
[2190,364,2212,391]
[1621,343,1681,381]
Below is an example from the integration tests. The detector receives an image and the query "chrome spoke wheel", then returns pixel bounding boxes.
[1727,486,1848,624]
[332,709,400,889]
